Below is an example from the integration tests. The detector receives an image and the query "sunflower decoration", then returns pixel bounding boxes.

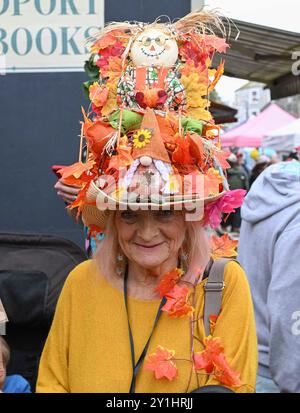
[133,129,152,149]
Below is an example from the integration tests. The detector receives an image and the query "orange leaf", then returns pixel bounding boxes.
[193,336,223,372]
[144,345,178,381]
[106,56,123,82]
[89,83,109,107]
[213,353,242,388]
[194,336,242,388]
[188,133,204,162]
[172,135,193,165]
[211,234,238,260]
[58,161,95,180]
[155,268,184,298]
[214,150,231,170]
[107,136,133,171]
[209,314,219,335]
[162,285,194,318]
[204,168,223,197]
[208,60,225,92]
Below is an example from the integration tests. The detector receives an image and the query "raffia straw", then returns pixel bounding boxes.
[178,108,182,136]
[117,107,124,146]
[79,122,84,163]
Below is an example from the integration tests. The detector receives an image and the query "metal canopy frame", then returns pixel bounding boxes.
[215,19,300,99]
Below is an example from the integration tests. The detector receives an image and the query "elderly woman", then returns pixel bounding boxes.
[37,11,257,393]
[37,206,257,393]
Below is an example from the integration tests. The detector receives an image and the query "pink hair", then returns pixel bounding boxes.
[94,211,211,283]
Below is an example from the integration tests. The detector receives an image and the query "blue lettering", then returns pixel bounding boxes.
[61,26,81,55]
[11,27,32,55]
[0,0,9,15]
[13,0,30,15]
[88,0,96,14]
[60,0,78,15]
[35,0,56,15]
[36,27,57,55]
[84,26,99,53]
[0,28,8,54]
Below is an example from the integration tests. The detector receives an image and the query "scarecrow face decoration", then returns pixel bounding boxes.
[131,28,178,67]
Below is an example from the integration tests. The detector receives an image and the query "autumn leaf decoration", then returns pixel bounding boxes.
[144,267,243,390]
[144,345,178,381]
[211,234,238,260]
[194,336,242,388]
[162,285,194,318]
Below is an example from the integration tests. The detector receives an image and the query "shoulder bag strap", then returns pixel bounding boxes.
[203,258,239,336]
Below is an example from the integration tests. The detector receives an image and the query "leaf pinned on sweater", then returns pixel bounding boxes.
[162,285,194,318]
[155,268,184,298]
[194,336,242,388]
[144,345,178,381]
[211,234,238,260]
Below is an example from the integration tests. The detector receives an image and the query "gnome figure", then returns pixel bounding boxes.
[121,108,179,202]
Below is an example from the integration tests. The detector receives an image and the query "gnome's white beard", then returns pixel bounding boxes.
[122,159,177,196]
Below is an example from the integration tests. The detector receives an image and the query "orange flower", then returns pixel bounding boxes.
[144,345,178,381]
[162,285,194,318]
[211,234,238,260]
[155,268,184,297]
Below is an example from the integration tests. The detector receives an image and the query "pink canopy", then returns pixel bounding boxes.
[221,103,295,148]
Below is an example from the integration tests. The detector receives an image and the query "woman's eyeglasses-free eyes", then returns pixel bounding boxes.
[138,36,168,47]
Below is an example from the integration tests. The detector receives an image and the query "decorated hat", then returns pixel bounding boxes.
[58,10,246,233]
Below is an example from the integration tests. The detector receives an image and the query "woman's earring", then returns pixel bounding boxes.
[116,251,125,276]
[180,247,189,272]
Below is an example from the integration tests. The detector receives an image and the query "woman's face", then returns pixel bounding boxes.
[115,210,186,271]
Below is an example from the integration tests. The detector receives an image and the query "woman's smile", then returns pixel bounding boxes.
[133,241,166,251]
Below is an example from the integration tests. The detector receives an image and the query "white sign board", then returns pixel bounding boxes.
[0,0,104,73]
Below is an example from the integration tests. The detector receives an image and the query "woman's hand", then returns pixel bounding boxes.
[54,179,81,204]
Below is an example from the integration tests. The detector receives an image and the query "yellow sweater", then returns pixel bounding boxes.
[36,260,257,393]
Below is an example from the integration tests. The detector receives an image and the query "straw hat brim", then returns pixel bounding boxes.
[82,181,226,230]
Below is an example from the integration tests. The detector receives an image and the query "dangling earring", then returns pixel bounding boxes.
[179,244,189,273]
[116,250,126,276]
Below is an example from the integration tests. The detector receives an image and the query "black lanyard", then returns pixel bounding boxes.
[123,265,167,393]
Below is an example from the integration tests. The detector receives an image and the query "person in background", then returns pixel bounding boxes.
[237,152,250,181]
[238,160,300,393]
[0,337,31,393]
[282,151,299,162]
[249,155,271,188]
[221,153,249,234]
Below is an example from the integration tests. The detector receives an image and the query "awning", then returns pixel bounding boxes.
[221,103,295,147]
[215,19,300,99]
[210,101,237,124]
[262,117,300,152]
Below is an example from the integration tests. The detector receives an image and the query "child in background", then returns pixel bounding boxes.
[0,336,31,393]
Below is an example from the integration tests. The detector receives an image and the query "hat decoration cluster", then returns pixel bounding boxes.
[58,10,246,232]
